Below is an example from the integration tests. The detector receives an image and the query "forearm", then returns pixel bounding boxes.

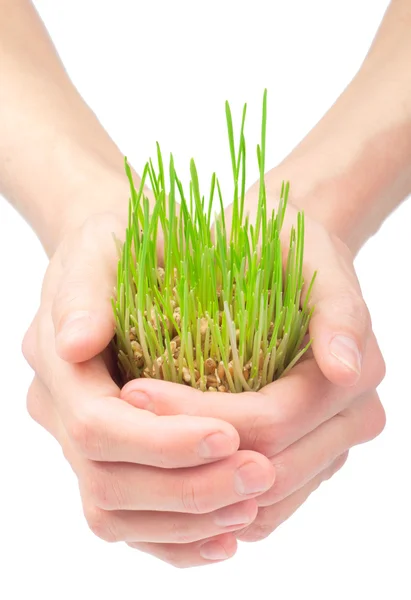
[270,0,411,254]
[0,0,134,255]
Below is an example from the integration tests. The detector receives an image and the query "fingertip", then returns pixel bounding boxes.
[121,377,203,412]
[121,379,241,457]
[122,389,154,410]
[198,430,240,459]
[55,313,114,362]
[199,533,238,561]
[312,338,362,387]
[321,361,361,387]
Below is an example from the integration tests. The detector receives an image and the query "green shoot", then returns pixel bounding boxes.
[112,91,315,393]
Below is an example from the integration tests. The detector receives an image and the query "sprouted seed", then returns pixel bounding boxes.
[112,90,316,393]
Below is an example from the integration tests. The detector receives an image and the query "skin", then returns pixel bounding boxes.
[1,0,410,568]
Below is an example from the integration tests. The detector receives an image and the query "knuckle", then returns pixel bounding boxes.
[246,413,279,456]
[22,325,37,370]
[169,520,196,544]
[83,464,125,510]
[266,460,290,503]
[179,476,204,514]
[26,381,43,425]
[68,408,106,459]
[337,292,371,332]
[238,521,274,543]
[84,504,118,543]
[360,396,386,442]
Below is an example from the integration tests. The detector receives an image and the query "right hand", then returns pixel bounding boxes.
[122,196,386,544]
[22,209,276,568]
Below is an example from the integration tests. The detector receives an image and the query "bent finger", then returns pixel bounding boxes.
[236,452,348,542]
[37,310,240,467]
[257,391,384,507]
[80,450,275,513]
[83,498,258,544]
[120,344,384,458]
[127,532,238,567]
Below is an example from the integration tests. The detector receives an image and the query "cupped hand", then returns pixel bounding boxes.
[121,191,386,543]
[22,210,276,568]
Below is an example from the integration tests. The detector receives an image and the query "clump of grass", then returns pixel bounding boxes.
[112,91,316,393]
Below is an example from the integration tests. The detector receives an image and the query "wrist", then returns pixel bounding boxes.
[31,140,134,257]
[268,82,411,254]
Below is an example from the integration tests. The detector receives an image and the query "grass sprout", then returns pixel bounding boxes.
[112,91,316,393]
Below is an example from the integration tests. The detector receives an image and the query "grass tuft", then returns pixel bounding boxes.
[112,91,316,392]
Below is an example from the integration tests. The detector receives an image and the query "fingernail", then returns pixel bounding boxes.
[198,432,237,459]
[330,335,361,375]
[125,390,154,411]
[59,311,91,335]
[213,502,255,528]
[234,462,273,495]
[199,541,230,561]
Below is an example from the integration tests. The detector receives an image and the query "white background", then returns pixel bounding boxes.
[1,1,410,598]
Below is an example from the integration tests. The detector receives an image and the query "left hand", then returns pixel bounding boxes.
[121,190,386,543]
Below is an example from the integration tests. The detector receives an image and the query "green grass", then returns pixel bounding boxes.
[112,91,316,393]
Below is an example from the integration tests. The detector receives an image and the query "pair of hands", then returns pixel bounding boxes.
[22,173,386,568]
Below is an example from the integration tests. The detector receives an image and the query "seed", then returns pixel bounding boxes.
[182,367,191,383]
[218,385,227,393]
[243,367,250,381]
[135,355,144,368]
[173,308,181,326]
[208,386,217,392]
[205,357,217,375]
[228,361,234,378]
[206,375,218,387]
[200,317,208,336]
[172,335,181,348]
[217,361,225,380]
[199,376,207,392]
[131,340,142,353]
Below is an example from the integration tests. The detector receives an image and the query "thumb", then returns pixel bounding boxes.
[52,229,117,363]
[304,234,371,387]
